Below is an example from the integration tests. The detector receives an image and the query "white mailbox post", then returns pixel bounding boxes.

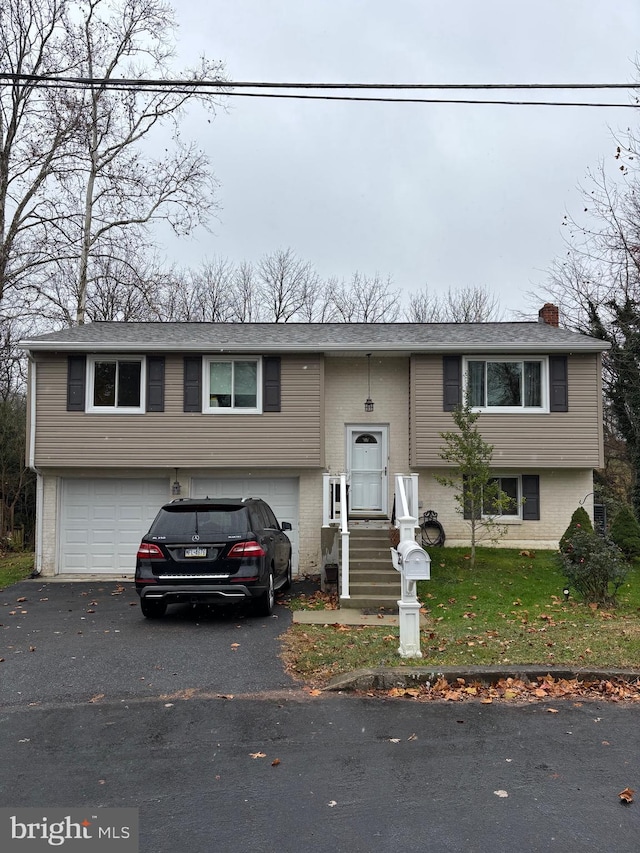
[390,540,431,658]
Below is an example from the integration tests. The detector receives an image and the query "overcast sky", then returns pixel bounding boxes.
[163,0,640,319]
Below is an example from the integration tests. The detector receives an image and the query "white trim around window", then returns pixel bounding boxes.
[86,355,146,414]
[203,356,262,414]
[463,355,549,413]
[482,474,522,521]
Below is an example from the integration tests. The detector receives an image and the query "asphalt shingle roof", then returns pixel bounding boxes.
[19,321,609,353]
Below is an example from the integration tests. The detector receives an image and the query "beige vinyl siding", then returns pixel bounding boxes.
[34,353,323,468]
[411,353,604,468]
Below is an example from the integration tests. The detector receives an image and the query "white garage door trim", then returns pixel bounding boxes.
[59,478,168,574]
[191,477,299,573]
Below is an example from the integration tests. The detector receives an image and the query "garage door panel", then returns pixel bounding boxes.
[191,477,299,573]
[60,479,168,573]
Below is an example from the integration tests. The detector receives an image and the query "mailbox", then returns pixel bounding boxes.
[390,541,431,580]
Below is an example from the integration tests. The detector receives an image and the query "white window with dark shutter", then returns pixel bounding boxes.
[203,356,262,414]
[464,356,549,413]
[86,355,146,413]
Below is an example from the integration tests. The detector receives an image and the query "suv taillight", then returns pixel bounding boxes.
[227,541,266,558]
[137,543,164,559]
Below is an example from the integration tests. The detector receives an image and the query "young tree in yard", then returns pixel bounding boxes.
[435,403,510,566]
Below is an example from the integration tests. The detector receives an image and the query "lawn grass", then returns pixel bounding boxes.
[0,551,34,590]
[281,547,640,684]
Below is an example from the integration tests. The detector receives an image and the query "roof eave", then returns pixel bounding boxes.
[19,339,611,354]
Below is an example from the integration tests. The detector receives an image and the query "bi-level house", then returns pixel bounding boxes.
[20,304,608,604]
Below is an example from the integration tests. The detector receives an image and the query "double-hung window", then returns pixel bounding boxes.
[205,357,262,413]
[87,356,145,413]
[465,357,547,412]
[483,476,520,518]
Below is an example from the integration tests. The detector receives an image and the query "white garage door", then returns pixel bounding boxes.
[60,478,168,573]
[191,477,299,573]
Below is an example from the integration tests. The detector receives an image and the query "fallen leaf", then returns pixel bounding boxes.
[230,643,240,650]
[88,693,104,703]
[16,597,27,603]
[389,738,401,743]
[619,787,634,804]
[271,758,281,766]
[217,694,234,700]
[408,733,418,741]
[309,688,322,696]
[327,801,337,808]
[250,752,267,759]
[547,708,560,714]
[494,790,509,798]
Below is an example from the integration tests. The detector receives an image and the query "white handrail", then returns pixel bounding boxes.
[322,472,342,526]
[395,473,418,543]
[339,472,350,599]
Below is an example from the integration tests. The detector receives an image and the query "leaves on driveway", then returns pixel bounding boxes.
[619,787,634,804]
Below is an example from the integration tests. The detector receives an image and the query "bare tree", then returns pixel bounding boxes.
[0,0,81,306]
[165,257,237,321]
[60,0,226,324]
[406,284,502,322]
[332,272,401,322]
[229,261,260,322]
[257,248,318,322]
[530,130,640,512]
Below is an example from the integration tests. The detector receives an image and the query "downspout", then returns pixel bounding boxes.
[28,355,43,576]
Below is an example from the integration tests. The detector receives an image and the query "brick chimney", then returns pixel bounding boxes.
[538,303,559,327]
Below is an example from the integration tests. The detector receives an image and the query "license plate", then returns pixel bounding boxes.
[185,547,207,558]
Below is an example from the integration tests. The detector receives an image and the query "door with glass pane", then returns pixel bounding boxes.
[348,426,388,514]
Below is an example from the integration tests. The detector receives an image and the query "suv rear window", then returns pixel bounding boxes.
[149,505,251,538]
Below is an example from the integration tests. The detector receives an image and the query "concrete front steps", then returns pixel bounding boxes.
[339,525,401,611]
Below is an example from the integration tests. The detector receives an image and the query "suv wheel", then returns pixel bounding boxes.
[141,598,167,619]
[256,570,275,616]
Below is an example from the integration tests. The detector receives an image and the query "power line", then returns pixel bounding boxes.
[1,73,638,90]
[0,73,637,108]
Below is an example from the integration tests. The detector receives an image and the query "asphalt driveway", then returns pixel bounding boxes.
[0,579,299,707]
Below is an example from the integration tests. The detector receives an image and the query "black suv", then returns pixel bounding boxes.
[135,498,293,618]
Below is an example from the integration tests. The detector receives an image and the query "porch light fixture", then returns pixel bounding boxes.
[172,468,181,496]
[364,353,374,412]
[563,587,570,601]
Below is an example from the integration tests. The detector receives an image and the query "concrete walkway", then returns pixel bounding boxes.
[292,607,428,627]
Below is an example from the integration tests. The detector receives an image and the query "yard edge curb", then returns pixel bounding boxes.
[324,666,640,692]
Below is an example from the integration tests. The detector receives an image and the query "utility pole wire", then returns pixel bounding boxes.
[0,73,639,90]
[0,74,637,107]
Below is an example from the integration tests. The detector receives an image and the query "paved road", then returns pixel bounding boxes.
[2,580,640,852]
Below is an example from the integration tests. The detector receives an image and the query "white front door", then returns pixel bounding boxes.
[348,426,388,514]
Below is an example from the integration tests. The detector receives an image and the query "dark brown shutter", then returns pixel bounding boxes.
[183,356,202,412]
[146,356,165,412]
[549,356,568,412]
[263,357,281,412]
[443,355,462,411]
[522,475,540,520]
[67,355,86,411]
